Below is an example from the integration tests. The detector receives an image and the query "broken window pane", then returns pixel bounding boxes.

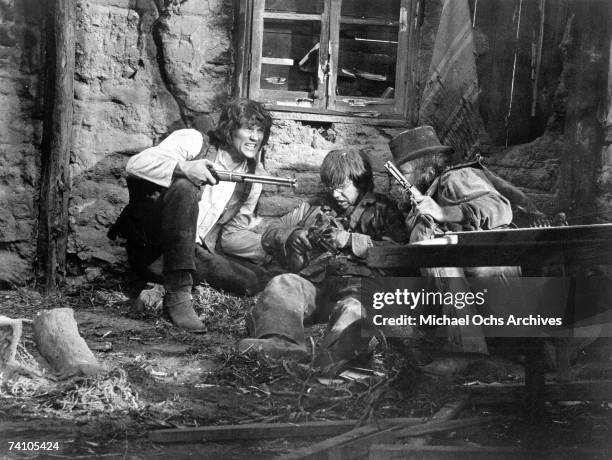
[337,0,400,98]
[261,19,321,94]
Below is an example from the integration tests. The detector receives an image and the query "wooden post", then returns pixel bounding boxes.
[558,0,611,224]
[37,0,76,292]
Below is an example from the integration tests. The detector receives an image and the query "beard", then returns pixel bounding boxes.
[415,167,439,192]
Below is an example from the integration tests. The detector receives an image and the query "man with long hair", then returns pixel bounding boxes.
[238,148,410,364]
[110,99,273,330]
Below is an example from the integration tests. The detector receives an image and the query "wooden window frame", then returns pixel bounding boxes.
[235,0,418,127]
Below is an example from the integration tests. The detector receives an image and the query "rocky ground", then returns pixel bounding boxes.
[1,281,612,459]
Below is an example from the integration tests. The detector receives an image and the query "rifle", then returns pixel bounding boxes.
[209,168,297,188]
[383,161,422,203]
[307,210,345,255]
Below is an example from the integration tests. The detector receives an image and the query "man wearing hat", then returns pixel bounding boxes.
[389,126,521,357]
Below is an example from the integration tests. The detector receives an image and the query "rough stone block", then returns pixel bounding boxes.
[290,171,322,196]
[601,145,612,167]
[257,195,303,217]
[265,145,329,172]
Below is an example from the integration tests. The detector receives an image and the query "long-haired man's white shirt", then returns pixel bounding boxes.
[125,129,268,263]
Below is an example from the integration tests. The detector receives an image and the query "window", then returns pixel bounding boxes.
[237,0,417,125]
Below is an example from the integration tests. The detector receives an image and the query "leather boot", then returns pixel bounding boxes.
[164,270,205,331]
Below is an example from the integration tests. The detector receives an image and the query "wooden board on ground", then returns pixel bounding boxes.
[368,445,525,460]
[149,417,423,444]
[276,399,468,460]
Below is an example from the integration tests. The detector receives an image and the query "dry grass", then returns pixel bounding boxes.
[0,283,458,429]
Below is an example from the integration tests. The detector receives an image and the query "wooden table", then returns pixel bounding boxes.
[366,223,612,416]
[367,223,612,271]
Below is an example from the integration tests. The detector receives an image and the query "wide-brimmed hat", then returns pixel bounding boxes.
[389,126,453,166]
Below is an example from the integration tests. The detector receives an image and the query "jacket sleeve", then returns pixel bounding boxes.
[460,193,513,230]
[126,129,204,188]
[351,197,411,258]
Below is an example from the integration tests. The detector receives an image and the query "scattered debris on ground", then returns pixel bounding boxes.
[1,284,611,458]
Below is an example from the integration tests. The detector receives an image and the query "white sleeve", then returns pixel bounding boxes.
[125,129,204,187]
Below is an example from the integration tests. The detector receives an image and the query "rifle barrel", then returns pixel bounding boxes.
[384,161,422,200]
[215,170,297,188]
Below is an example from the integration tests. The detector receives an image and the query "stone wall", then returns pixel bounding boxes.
[68,0,235,280]
[0,0,42,271]
[65,0,431,281]
[0,0,609,285]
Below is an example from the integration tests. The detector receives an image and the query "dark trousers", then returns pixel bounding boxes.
[126,178,270,296]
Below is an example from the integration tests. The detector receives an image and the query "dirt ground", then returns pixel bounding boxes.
[1,282,612,459]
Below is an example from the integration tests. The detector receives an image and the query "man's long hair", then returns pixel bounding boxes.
[320,148,373,193]
[209,98,273,152]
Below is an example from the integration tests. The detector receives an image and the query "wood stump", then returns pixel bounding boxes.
[0,316,24,371]
[33,308,105,377]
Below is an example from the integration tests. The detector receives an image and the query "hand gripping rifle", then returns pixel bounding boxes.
[385,161,439,233]
[209,167,297,188]
[383,161,423,203]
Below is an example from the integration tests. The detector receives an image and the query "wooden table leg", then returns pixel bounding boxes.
[524,339,546,419]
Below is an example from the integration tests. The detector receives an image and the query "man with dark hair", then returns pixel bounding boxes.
[110,98,273,330]
[237,148,410,363]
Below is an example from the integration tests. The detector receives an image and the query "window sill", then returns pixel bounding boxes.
[267,106,411,127]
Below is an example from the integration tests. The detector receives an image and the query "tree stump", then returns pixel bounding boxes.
[0,316,24,372]
[33,308,105,377]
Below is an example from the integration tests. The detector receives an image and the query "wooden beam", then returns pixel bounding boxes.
[37,0,76,292]
[276,422,403,460]
[467,379,612,405]
[277,399,466,460]
[148,417,422,444]
[366,224,612,269]
[392,415,513,439]
[368,445,524,460]
[233,0,251,97]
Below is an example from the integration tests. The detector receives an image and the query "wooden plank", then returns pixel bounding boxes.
[277,399,466,460]
[37,0,76,292]
[326,0,341,112]
[269,108,410,126]
[248,0,265,100]
[149,417,423,444]
[233,0,251,97]
[467,379,612,405]
[449,224,612,245]
[392,416,512,439]
[369,445,523,460]
[366,239,612,269]
[368,224,612,266]
[263,11,322,21]
[277,422,406,460]
[339,17,399,26]
[261,57,295,66]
